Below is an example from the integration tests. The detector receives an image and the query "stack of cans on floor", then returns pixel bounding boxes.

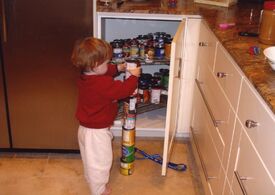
[120,60,140,176]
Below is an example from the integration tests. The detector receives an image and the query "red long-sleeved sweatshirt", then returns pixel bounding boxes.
[76,64,138,128]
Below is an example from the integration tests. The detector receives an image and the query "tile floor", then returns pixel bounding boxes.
[0,138,204,195]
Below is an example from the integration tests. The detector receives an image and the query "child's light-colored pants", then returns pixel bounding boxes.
[78,125,113,195]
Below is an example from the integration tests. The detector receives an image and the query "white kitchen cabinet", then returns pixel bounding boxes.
[231,125,275,195]
[161,19,185,175]
[226,118,242,187]
[227,79,275,194]
[196,20,218,72]
[214,43,243,111]
[191,20,243,195]
[96,12,182,134]
[193,22,275,195]
[191,83,225,195]
[96,12,201,175]
[237,79,275,181]
[223,178,233,195]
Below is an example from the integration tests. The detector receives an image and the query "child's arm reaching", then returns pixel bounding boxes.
[105,62,127,77]
[127,66,141,78]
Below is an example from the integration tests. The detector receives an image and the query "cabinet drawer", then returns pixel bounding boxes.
[226,118,243,186]
[195,75,225,160]
[192,85,224,195]
[198,62,231,126]
[197,21,218,71]
[214,44,243,110]
[223,178,233,195]
[238,79,275,180]
[198,61,237,170]
[231,174,246,195]
[233,132,275,195]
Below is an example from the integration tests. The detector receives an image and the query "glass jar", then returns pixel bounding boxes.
[112,40,123,61]
[259,1,275,45]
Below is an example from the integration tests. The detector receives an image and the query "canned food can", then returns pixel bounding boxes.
[138,87,150,103]
[123,113,136,130]
[125,61,139,79]
[122,127,135,146]
[120,166,134,176]
[121,144,135,162]
[120,158,135,169]
[151,88,161,104]
[130,44,139,58]
[123,97,137,114]
[129,97,137,111]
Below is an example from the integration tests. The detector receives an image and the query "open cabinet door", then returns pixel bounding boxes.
[162,19,186,176]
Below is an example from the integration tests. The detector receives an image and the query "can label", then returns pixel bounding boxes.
[129,97,137,111]
[122,127,135,146]
[120,167,134,176]
[151,88,161,104]
[121,145,135,162]
[123,98,137,114]
[130,45,139,58]
[120,159,134,169]
[124,113,136,130]
[125,62,137,79]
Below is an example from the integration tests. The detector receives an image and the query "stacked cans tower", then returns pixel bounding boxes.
[120,60,140,176]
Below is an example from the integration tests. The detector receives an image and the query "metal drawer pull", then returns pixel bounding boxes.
[245,120,259,128]
[195,79,220,127]
[199,42,208,47]
[234,171,248,195]
[216,72,228,78]
[207,176,217,180]
[190,127,217,181]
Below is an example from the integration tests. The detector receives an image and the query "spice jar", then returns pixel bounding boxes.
[259,1,275,45]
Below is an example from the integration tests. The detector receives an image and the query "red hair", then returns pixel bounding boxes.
[71,37,112,69]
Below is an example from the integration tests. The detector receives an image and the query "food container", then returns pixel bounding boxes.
[263,46,275,70]
[259,1,275,45]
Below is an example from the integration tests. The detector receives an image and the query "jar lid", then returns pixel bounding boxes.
[264,1,275,10]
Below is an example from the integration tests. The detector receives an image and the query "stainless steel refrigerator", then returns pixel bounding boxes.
[0,0,93,150]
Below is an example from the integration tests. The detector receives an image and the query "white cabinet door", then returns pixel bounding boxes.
[162,19,185,176]
[233,131,275,195]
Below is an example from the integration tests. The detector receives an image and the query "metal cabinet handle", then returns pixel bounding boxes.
[1,0,7,42]
[174,57,182,79]
[199,42,208,47]
[195,79,221,127]
[245,120,259,128]
[216,72,228,78]
[191,127,217,181]
[234,171,248,195]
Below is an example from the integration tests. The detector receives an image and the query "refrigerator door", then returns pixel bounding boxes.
[1,0,93,149]
[162,20,185,176]
[0,55,10,148]
[0,0,10,148]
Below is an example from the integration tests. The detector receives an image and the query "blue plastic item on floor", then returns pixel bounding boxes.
[135,147,187,172]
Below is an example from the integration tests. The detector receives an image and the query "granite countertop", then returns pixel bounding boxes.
[97,0,275,114]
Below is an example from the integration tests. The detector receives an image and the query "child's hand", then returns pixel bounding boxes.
[117,63,126,72]
[128,67,141,77]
